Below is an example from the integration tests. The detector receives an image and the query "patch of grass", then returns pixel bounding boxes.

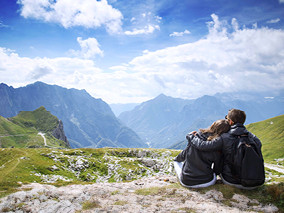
[266,183,284,210]
[0,181,21,198]
[16,203,25,209]
[175,207,196,213]
[135,186,167,196]
[135,184,180,196]
[111,190,120,195]
[113,200,128,205]
[1,206,12,212]
[82,200,101,210]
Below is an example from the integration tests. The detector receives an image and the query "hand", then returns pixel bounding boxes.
[189,131,197,135]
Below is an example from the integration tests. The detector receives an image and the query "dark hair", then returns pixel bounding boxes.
[200,119,230,141]
[227,109,246,124]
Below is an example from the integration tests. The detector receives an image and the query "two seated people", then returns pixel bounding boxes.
[174,108,265,189]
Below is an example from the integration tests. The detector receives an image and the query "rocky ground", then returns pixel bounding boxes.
[0,175,279,213]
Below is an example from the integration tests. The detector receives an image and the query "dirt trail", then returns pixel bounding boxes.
[0,149,28,182]
[38,132,47,146]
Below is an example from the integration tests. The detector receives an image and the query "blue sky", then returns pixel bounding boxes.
[0,0,284,103]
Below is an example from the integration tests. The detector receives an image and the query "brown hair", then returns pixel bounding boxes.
[227,109,246,124]
[200,119,230,141]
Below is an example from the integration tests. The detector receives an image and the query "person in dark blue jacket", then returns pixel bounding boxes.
[174,119,230,188]
[189,109,263,189]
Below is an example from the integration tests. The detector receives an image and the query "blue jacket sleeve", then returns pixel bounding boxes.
[190,135,223,151]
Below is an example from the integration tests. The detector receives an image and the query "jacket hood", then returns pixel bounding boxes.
[228,123,249,136]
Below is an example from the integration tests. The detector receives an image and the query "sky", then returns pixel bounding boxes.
[0,0,284,104]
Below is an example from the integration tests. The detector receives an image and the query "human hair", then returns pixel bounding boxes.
[200,119,230,141]
[227,108,246,124]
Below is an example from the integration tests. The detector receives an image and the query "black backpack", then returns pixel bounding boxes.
[231,134,265,187]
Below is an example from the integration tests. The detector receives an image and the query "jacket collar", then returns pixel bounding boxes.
[229,123,248,136]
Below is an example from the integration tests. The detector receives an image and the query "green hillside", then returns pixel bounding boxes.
[10,106,59,132]
[246,114,284,163]
[0,107,69,148]
[0,148,179,197]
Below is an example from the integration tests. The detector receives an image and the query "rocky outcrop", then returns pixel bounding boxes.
[52,120,69,147]
[39,149,175,183]
[0,175,279,213]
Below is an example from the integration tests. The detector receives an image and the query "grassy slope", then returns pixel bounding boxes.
[246,114,284,163]
[0,148,179,197]
[11,106,58,132]
[0,107,69,148]
[0,116,39,148]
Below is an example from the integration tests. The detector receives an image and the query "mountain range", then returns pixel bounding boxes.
[118,92,284,148]
[0,82,146,148]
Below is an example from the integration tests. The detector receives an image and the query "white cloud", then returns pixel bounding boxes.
[125,24,160,35]
[70,37,103,59]
[0,20,9,28]
[1,14,284,103]
[17,0,123,34]
[0,47,101,89]
[121,14,284,100]
[280,0,284,3]
[155,16,162,23]
[267,18,280,24]
[125,11,161,36]
[169,29,190,37]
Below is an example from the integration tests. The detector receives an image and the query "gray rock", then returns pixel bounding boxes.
[140,159,156,167]
[52,120,69,146]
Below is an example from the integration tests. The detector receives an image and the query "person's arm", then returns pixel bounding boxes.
[174,146,188,162]
[190,135,223,151]
[174,133,194,162]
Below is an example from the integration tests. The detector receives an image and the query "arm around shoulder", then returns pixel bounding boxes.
[190,135,223,151]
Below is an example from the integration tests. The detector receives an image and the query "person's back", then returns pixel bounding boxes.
[220,123,262,185]
[174,119,230,188]
[178,132,222,186]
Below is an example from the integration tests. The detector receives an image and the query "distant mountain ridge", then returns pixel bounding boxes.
[119,92,284,148]
[0,106,70,148]
[110,103,139,117]
[0,82,146,148]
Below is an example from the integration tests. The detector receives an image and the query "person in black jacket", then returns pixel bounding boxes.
[174,119,230,188]
[189,109,263,189]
